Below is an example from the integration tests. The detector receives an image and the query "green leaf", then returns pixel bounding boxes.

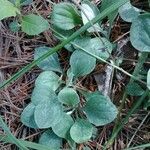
[126,82,144,96]
[52,113,74,139]
[31,86,57,105]
[35,71,60,91]
[70,50,96,77]
[51,2,81,30]
[70,119,93,143]
[84,92,118,126]
[81,0,102,32]
[58,87,79,106]
[34,101,62,128]
[118,1,140,22]
[73,37,112,60]
[20,0,32,6]
[0,0,20,20]
[147,69,150,90]
[9,21,20,32]
[90,37,113,60]
[21,103,38,128]
[73,36,91,51]
[9,0,32,6]
[34,46,62,73]
[130,13,150,52]
[39,130,62,150]
[21,14,49,35]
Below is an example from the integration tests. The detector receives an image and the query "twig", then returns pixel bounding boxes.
[127,111,150,147]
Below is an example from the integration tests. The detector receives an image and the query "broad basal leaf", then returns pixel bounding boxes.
[81,0,102,32]
[90,37,113,60]
[58,87,79,106]
[34,101,62,128]
[73,37,112,60]
[73,36,91,51]
[70,50,96,77]
[20,0,32,6]
[10,0,33,6]
[126,82,144,96]
[52,113,74,139]
[51,2,81,30]
[70,119,93,143]
[35,71,60,91]
[84,92,118,126]
[119,1,141,22]
[31,86,57,105]
[21,14,49,35]
[0,0,20,20]
[39,130,62,150]
[9,21,20,32]
[34,46,62,72]
[21,103,38,128]
[147,69,150,90]
[130,13,150,52]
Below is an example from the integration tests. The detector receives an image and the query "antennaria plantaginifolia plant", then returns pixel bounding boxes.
[0,0,150,149]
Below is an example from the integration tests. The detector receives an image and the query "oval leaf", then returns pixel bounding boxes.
[73,37,112,60]
[81,1,101,32]
[70,119,93,143]
[119,1,140,22]
[9,21,20,32]
[84,92,118,126]
[52,113,74,139]
[34,101,62,128]
[126,82,144,96]
[20,0,32,6]
[21,14,49,35]
[34,46,62,73]
[35,71,60,91]
[21,103,38,128]
[58,87,79,106]
[130,13,150,52]
[39,130,62,150]
[70,50,96,77]
[90,37,113,60]
[31,86,57,105]
[147,69,150,90]
[51,2,81,30]
[0,0,20,20]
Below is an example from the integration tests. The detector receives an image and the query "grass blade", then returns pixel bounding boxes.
[0,116,28,150]
[0,134,52,150]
